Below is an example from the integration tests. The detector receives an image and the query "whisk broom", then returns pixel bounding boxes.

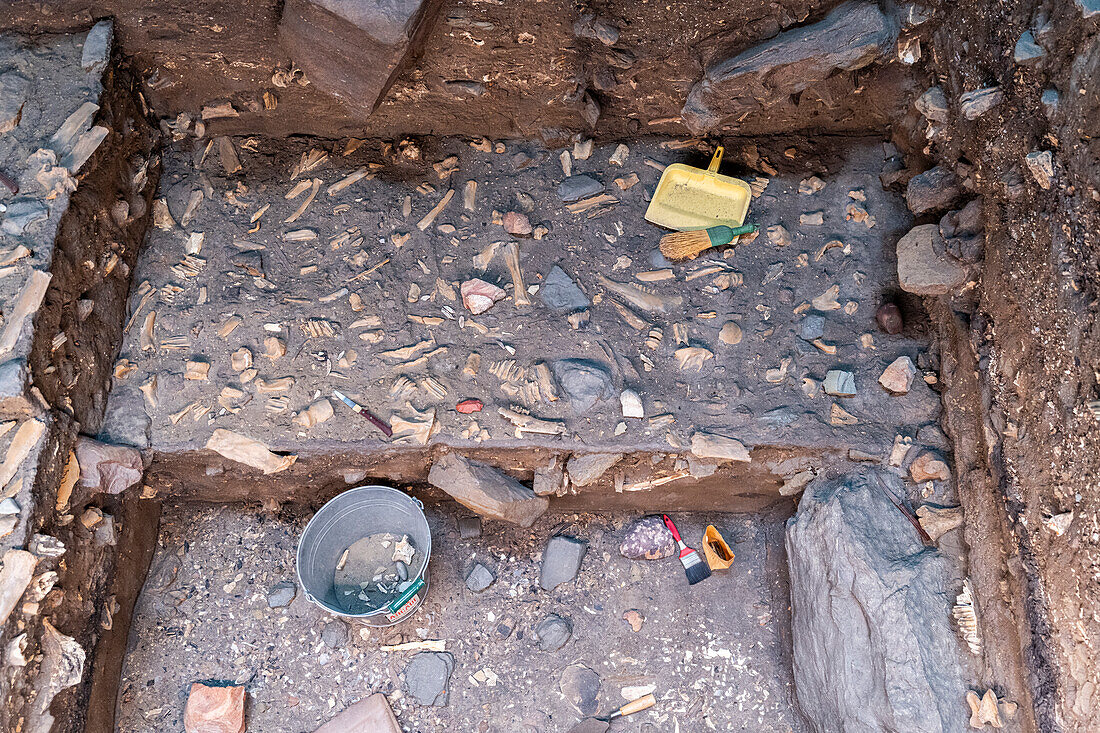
[659,223,758,260]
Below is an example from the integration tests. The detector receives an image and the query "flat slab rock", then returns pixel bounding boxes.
[404,651,454,707]
[428,452,548,527]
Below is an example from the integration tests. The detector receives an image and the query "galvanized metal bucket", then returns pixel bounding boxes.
[296,485,431,627]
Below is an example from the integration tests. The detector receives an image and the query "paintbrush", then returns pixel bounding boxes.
[661,515,710,585]
[659,223,758,260]
[332,389,393,437]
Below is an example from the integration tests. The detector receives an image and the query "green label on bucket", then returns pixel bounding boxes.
[386,577,425,614]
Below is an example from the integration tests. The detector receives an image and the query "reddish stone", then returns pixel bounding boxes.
[456,399,483,414]
[314,693,401,733]
[909,452,950,483]
[184,683,246,733]
[502,211,532,235]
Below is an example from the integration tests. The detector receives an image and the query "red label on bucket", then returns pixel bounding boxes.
[386,593,420,623]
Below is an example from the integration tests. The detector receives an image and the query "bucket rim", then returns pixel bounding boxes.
[296,484,431,619]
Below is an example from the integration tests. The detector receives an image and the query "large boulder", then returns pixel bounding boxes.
[786,471,967,732]
[682,1,895,133]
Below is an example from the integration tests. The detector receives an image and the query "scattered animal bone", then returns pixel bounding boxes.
[965,690,1003,729]
[390,403,436,445]
[302,319,337,338]
[206,429,296,474]
[263,336,286,359]
[139,313,156,351]
[217,315,242,339]
[256,377,295,394]
[499,242,530,307]
[294,399,334,428]
[609,299,649,331]
[291,148,327,179]
[285,178,320,223]
[327,168,371,196]
[812,284,841,311]
[675,346,713,371]
[417,189,454,231]
[953,580,982,655]
[380,340,434,361]
[140,375,158,409]
[184,360,210,381]
[498,407,566,437]
[597,275,682,313]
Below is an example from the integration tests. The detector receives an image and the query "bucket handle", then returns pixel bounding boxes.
[386,577,425,613]
[707,146,724,173]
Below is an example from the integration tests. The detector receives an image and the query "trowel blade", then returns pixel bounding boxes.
[568,720,609,733]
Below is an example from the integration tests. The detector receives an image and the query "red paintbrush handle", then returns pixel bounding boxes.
[661,514,682,543]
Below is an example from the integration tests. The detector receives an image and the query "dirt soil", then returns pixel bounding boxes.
[116,501,806,732]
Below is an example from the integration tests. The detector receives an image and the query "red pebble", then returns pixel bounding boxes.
[456,399,483,414]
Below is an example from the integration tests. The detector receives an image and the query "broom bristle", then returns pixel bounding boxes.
[659,230,712,261]
[681,549,712,585]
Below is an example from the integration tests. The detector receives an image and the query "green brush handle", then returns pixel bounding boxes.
[707,223,758,247]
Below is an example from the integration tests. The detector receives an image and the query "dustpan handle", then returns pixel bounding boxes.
[707,146,724,173]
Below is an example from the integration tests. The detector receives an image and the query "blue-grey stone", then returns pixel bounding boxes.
[540,265,590,312]
[536,614,573,651]
[267,580,297,608]
[1014,31,1044,65]
[1078,0,1100,19]
[551,358,614,412]
[1,198,49,236]
[82,20,113,73]
[557,174,603,202]
[465,563,495,593]
[540,535,587,590]
[1041,88,1060,117]
[405,652,454,706]
[800,315,826,341]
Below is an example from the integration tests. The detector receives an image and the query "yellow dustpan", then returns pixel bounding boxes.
[645,146,752,232]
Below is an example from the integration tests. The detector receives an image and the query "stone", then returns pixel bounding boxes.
[1042,511,1073,536]
[823,370,857,397]
[560,664,601,716]
[461,278,506,314]
[502,211,532,235]
[959,86,1003,120]
[81,20,114,72]
[622,609,645,632]
[0,549,37,626]
[876,302,903,334]
[428,453,548,527]
[896,224,967,295]
[74,436,143,496]
[184,683,246,733]
[905,166,962,215]
[719,321,742,345]
[465,563,495,592]
[99,387,152,449]
[910,452,950,483]
[620,389,644,418]
[799,314,825,341]
[267,580,297,608]
[277,0,444,113]
[31,620,87,733]
[0,498,18,515]
[786,471,967,733]
[539,265,590,312]
[879,356,917,394]
[1024,150,1054,190]
[914,86,948,123]
[0,516,15,539]
[551,358,614,412]
[535,613,573,651]
[690,432,751,462]
[457,515,482,538]
[1014,30,1044,65]
[557,174,603,202]
[1,198,49,236]
[1079,0,1100,18]
[1041,88,1060,117]
[0,73,30,134]
[682,1,894,133]
[566,453,623,487]
[314,693,401,733]
[321,619,349,648]
[404,651,454,706]
[540,535,587,590]
[916,504,963,541]
[619,516,676,560]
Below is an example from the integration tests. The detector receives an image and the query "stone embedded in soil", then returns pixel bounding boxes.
[876,302,903,334]
[457,515,482,538]
[823,370,857,397]
[690,431,751,462]
[183,683,246,733]
[539,265,590,312]
[465,562,495,593]
[620,389,644,418]
[0,72,29,134]
[404,651,454,707]
[1,198,49,235]
[619,516,676,560]
[622,609,645,632]
[535,613,573,651]
[81,19,113,72]
[959,85,1004,120]
[551,358,614,412]
[879,356,917,394]
[799,315,825,341]
[915,504,963,541]
[556,174,603,202]
[909,452,950,483]
[905,166,962,215]
[540,535,587,590]
[566,453,623,487]
[1041,88,1060,116]
[896,224,967,295]
[502,211,532,235]
[314,693,401,733]
[98,387,151,448]
[719,320,743,345]
[1025,150,1054,190]
[560,663,601,716]
[321,619,349,649]
[915,86,948,123]
[427,453,548,527]
[267,580,297,608]
[460,278,506,314]
[1014,30,1044,65]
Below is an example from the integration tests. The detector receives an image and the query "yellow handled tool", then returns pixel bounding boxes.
[603,693,657,720]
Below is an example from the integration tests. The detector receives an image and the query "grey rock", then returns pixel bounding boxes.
[428,453,548,527]
[557,174,603,202]
[1041,88,1060,117]
[1077,0,1100,19]
[81,20,114,73]
[914,86,948,123]
[566,453,623,487]
[99,387,152,449]
[1014,30,1044,65]
[954,198,984,237]
[799,315,825,341]
[551,358,614,412]
[786,470,966,732]
[267,580,297,608]
[533,456,566,496]
[0,516,16,539]
[405,651,454,706]
[540,265,590,312]
[444,80,486,97]
[540,535,587,590]
[0,359,28,400]
[457,515,482,538]
[1025,150,1054,190]
[682,1,894,133]
[560,664,601,716]
[535,613,573,651]
[896,224,967,296]
[465,563,495,593]
[905,166,961,215]
[321,619,349,648]
[959,86,1003,120]
[0,497,19,515]
[0,73,30,134]
[822,370,857,397]
[1,199,49,236]
[30,534,65,558]
[574,14,620,45]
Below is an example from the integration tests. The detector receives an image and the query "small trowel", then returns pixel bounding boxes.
[568,694,656,733]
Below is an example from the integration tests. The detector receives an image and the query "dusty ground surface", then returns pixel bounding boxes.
[108,135,941,504]
[116,501,806,732]
[1,0,914,140]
